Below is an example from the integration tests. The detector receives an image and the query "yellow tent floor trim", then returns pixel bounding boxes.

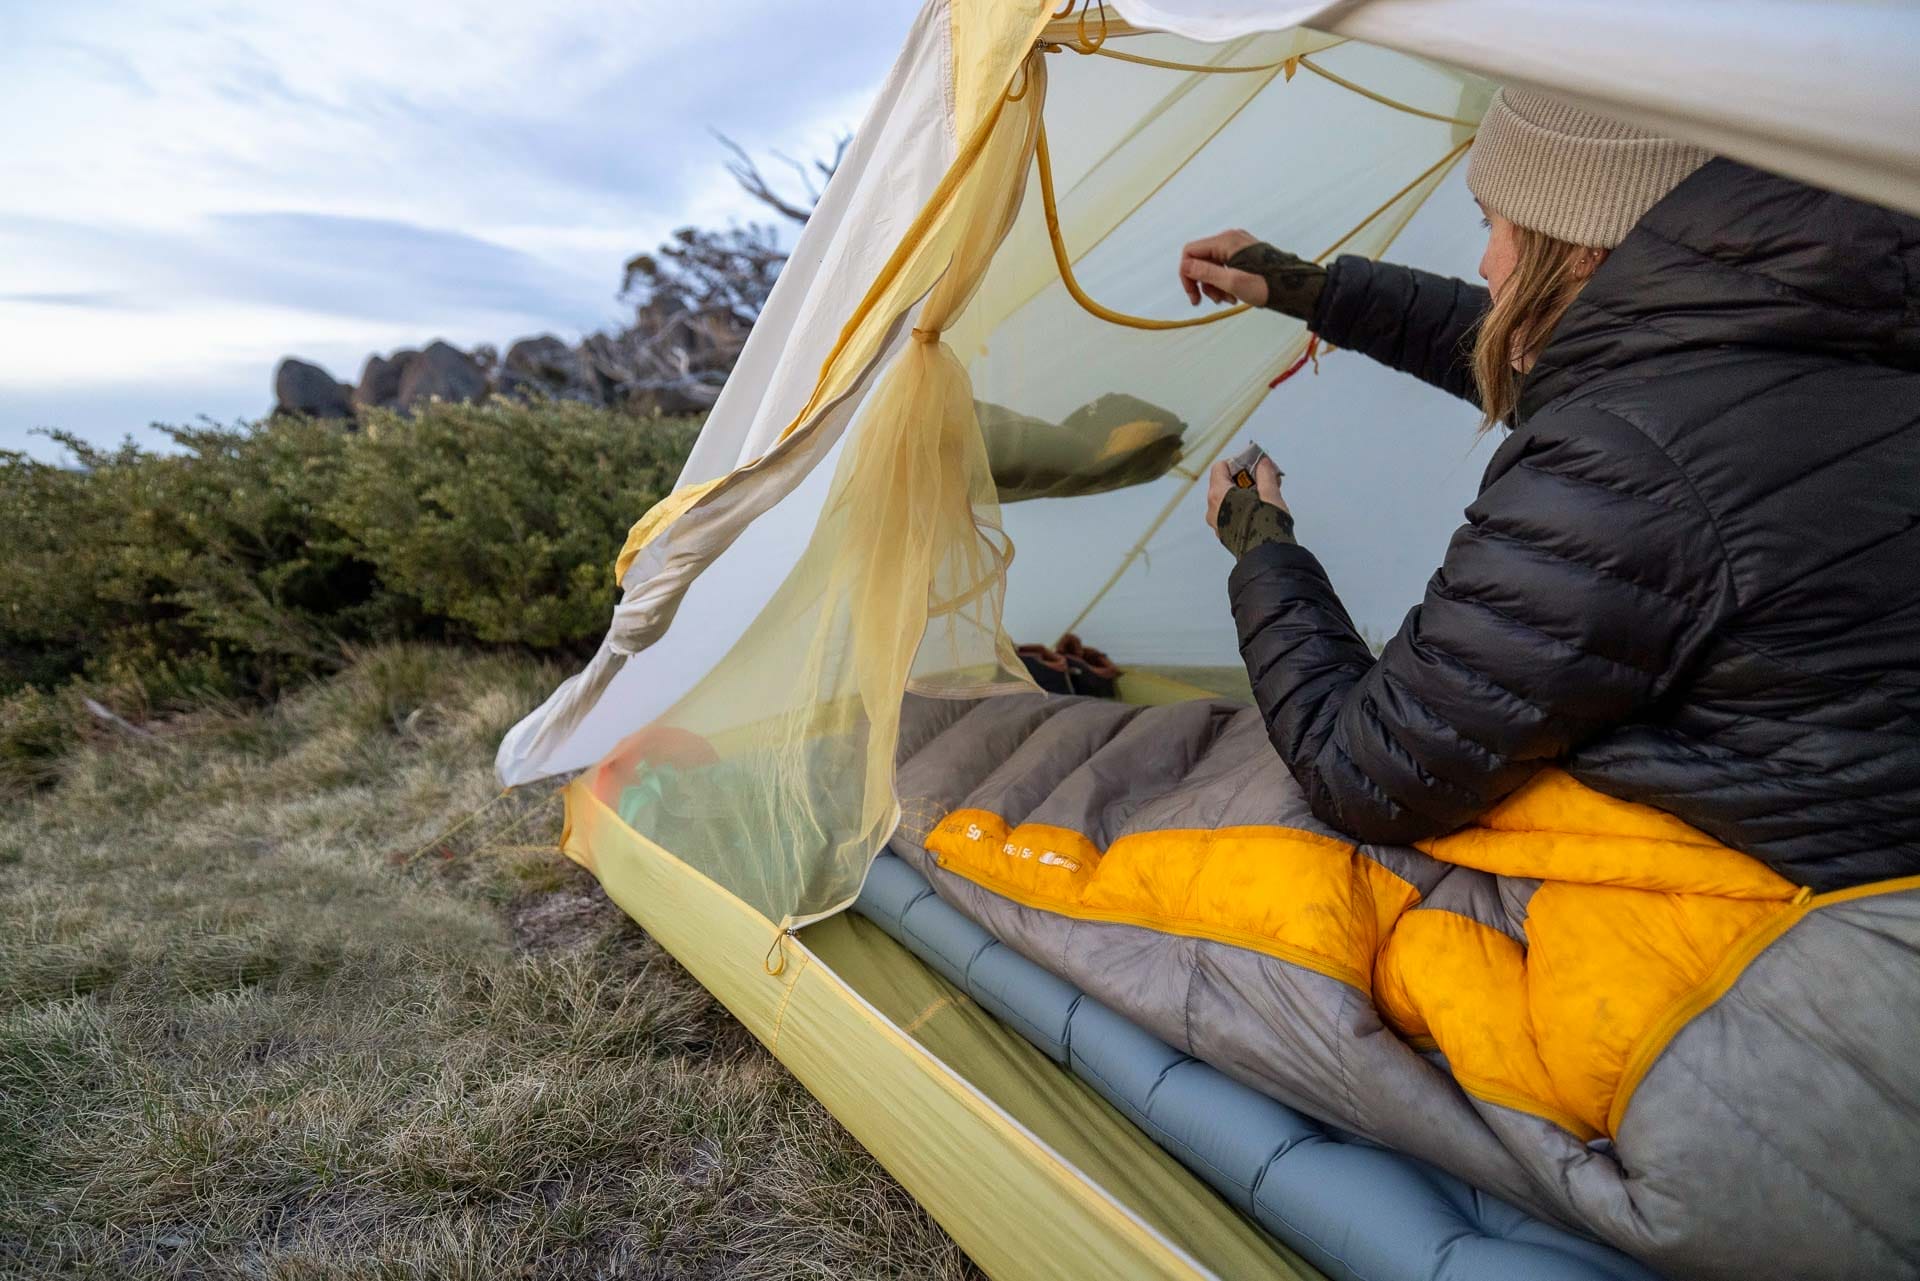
[564,781,1320,1281]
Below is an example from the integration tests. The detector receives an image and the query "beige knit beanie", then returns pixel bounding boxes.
[1465,86,1714,249]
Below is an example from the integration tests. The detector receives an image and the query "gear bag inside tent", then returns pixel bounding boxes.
[495,3,1920,1279]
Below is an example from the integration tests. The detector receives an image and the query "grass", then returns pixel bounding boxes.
[0,645,978,1280]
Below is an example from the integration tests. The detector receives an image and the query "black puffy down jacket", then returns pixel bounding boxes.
[1230,159,1920,891]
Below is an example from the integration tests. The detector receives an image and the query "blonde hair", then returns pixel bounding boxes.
[1472,226,1594,429]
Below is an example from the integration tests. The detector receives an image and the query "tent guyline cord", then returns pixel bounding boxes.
[1044,0,1476,127]
[1036,121,1246,331]
[1072,47,1475,128]
[1267,334,1323,389]
[399,782,565,866]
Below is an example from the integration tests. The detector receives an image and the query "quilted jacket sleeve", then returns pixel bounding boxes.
[1230,405,1735,844]
[1310,256,1488,406]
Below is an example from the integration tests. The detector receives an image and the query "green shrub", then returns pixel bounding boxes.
[0,447,120,692]
[330,400,698,649]
[0,402,698,780]
[2,421,374,701]
[0,684,87,794]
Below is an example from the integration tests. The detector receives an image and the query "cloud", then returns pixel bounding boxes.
[207,211,606,322]
[6,1,911,236]
[0,0,911,448]
[0,210,623,410]
[0,209,610,326]
[0,291,129,309]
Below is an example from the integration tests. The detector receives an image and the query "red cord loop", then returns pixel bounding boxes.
[1267,334,1323,389]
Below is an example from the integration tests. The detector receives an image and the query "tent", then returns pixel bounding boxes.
[498,3,1920,1277]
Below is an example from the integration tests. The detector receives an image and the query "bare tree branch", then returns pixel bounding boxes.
[714,131,815,226]
[772,150,821,206]
[820,133,851,184]
[714,130,851,225]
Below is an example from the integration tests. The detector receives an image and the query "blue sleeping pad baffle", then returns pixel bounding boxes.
[854,851,1663,1281]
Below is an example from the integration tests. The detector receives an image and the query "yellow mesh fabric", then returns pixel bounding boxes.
[584,47,1050,925]
[569,21,1492,933]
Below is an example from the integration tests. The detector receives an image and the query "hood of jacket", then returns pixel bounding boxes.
[1521,158,1920,418]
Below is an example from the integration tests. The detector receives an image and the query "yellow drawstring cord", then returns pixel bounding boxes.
[1037,119,1250,331]
[1291,56,1480,128]
[1076,0,1110,53]
[1038,125,1474,333]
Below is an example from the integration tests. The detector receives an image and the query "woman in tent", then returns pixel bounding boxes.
[1177,86,1920,892]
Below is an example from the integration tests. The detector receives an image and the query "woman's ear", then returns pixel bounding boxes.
[1572,246,1610,281]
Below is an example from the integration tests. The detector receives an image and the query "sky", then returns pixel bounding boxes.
[0,0,912,458]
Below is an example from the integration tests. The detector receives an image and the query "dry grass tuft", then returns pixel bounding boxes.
[0,645,978,1280]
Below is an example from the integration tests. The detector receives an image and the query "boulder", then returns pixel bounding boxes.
[503,335,581,390]
[273,358,354,419]
[354,352,408,410]
[395,341,488,410]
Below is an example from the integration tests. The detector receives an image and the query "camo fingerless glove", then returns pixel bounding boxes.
[1224,242,1327,321]
[1215,484,1296,558]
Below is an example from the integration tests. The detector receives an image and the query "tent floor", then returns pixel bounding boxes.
[854,851,1662,1281]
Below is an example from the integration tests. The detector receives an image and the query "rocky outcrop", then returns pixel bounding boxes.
[273,359,355,419]
[269,302,752,421]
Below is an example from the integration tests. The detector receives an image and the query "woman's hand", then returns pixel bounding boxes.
[1205,456,1288,528]
[1207,457,1294,558]
[1180,230,1269,307]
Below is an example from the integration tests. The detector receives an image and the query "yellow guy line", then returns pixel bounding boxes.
[1317,133,1475,260]
[1060,29,1475,127]
[1039,129,1472,333]
[1295,56,1479,128]
[401,788,510,865]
